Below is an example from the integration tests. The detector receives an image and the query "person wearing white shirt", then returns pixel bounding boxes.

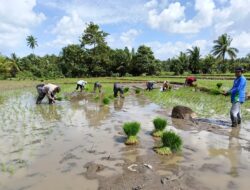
[76,80,87,92]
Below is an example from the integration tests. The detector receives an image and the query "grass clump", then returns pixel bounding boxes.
[102,97,110,105]
[56,96,63,101]
[152,117,167,137]
[216,82,223,89]
[123,122,141,145]
[154,131,182,155]
[209,89,221,95]
[124,87,129,93]
[135,89,141,94]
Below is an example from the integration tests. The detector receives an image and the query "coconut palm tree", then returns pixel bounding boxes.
[211,34,238,66]
[26,35,38,54]
[187,46,201,74]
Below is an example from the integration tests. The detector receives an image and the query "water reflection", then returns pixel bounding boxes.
[114,98,124,111]
[209,127,241,177]
[35,104,62,121]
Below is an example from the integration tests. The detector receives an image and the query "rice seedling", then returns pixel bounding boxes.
[135,88,141,94]
[216,82,223,89]
[102,97,110,105]
[56,96,63,101]
[123,122,141,145]
[152,117,167,137]
[154,131,182,155]
[124,87,129,93]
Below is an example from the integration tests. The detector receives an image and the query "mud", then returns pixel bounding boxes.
[0,88,250,190]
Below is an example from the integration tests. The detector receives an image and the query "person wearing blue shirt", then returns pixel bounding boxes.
[224,67,247,127]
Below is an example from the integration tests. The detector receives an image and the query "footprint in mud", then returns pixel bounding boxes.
[82,162,106,179]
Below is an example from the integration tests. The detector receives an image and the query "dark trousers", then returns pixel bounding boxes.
[94,83,102,93]
[36,84,54,104]
[114,87,124,97]
[146,82,154,91]
[76,84,83,91]
[36,84,45,104]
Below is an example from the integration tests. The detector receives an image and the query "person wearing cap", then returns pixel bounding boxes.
[76,80,87,92]
[223,67,247,127]
[184,76,197,86]
[146,81,155,91]
[36,83,61,104]
[93,82,102,93]
[113,82,124,98]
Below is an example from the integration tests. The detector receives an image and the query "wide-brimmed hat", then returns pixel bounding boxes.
[235,67,244,72]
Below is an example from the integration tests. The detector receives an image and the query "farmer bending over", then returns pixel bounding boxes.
[162,81,172,91]
[36,83,61,104]
[146,81,155,91]
[76,80,87,92]
[223,67,247,127]
[184,76,197,86]
[114,82,124,98]
[93,82,102,93]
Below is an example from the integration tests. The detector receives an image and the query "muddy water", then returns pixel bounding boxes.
[0,90,250,190]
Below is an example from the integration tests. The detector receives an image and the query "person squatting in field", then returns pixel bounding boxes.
[76,80,87,92]
[146,81,155,91]
[93,82,102,93]
[113,82,124,98]
[223,67,247,127]
[36,83,61,104]
[184,76,197,87]
[162,81,172,91]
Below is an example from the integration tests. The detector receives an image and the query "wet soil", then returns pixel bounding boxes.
[0,88,250,190]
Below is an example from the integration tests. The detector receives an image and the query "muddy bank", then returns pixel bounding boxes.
[0,89,250,190]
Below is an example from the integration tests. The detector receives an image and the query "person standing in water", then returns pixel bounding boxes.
[113,82,124,98]
[93,82,102,93]
[36,83,61,104]
[76,80,87,92]
[223,67,247,127]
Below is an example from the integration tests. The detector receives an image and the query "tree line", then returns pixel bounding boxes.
[0,22,250,79]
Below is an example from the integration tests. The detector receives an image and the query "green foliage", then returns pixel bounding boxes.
[124,87,129,93]
[26,35,38,53]
[123,122,141,137]
[153,117,167,131]
[56,96,63,101]
[187,46,201,74]
[216,82,223,89]
[102,97,110,105]
[135,88,141,94]
[209,89,222,95]
[161,131,182,152]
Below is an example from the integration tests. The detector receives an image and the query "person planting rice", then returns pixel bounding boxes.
[113,82,124,98]
[93,82,102,93]
[76,80,87,92]
[36,83,61,104]
[184,76,197,86]
[223,67,247,127]
[146,81,155,91]
[161,81,172,91]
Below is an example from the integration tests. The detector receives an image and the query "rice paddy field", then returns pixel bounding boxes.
[0,77,250,190]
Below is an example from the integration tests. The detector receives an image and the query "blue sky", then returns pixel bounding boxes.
[1,0,250,59]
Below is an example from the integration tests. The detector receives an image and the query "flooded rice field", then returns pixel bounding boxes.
[0,88,250,190]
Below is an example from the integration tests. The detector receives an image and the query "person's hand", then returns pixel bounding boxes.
[223,91,229,96]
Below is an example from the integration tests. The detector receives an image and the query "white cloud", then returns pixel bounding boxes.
[120,29,141,50]
[0,0,46,51]
[147,0,215,34]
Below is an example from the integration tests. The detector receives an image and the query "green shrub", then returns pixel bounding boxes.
[152,117,167,137]
[125,73,133,77]
[135,89,140,94]
[124,87,129,93]
[154,131,182,155]
[216,83,223,89]
[102,97,110,105]
[123,122,141,145]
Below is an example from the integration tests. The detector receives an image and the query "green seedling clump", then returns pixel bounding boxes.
[123,122,141,145]
[152,117,167,137]
[155,131,182,155]
[216,83,223,89]
[108,95,114,100]
[124,87,129,93]
[135,89,141,94]
[102,97,110,105]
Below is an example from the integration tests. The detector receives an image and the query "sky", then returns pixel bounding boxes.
[1,0,250,60]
